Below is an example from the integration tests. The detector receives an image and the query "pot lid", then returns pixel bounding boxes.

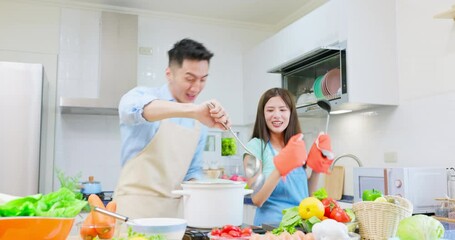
[182,179,244,185]
[82,176,101,184]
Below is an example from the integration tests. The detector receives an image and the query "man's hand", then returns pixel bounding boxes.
[197,100,230,130]
[307,133,334,173]
[273,133,307,177]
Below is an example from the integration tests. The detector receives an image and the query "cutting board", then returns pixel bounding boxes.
[324,166,345,200]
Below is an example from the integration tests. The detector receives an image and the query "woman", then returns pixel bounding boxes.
[245,88,327,226]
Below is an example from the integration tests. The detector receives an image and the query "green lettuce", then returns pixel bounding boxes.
[0,188,87,218]
[396,215,444,240]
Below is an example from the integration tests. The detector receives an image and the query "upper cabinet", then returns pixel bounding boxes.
[243,0,398,122]
[58,9,138,115]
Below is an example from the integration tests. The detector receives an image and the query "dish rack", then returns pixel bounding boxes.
[352,195,413,240]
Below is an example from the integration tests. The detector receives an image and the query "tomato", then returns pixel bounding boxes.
[241,227,253,235]
[228,230,241,237]
[211,228,222,236]
[329,207,351,223]
[321,197,339,217]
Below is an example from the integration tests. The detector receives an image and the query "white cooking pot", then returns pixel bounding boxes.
[172,180,253,228]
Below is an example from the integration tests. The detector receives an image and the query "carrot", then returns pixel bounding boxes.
[88,194,111,235]
[80,212,97,240]
[98,201,117,239]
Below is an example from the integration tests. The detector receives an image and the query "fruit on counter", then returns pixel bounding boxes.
[373,196,387,203]
[328,207,350,223]
[298,197,325,220]
[361,189,382,201]
[210,225,253,238]
[221,174,248,182]
[321,197,339,218]
[396,214,444,240]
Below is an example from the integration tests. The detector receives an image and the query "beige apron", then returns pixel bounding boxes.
[114,119,200,219]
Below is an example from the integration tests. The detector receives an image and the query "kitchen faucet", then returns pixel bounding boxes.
[329,153,363,172]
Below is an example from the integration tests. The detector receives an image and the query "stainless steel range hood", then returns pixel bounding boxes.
[60,11,138,115]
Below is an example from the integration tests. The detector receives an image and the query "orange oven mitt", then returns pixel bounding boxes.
[307,132,334,173]
[273,133,307,177]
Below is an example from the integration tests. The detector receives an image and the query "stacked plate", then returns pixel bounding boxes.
[312,68,341,100]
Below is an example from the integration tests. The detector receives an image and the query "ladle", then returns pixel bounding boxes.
[317,99,331,133]
[93,207,138,224]
[207,103,261,178]
[316,99,334,160]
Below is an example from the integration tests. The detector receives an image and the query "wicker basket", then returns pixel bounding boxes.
[352,195,413,240]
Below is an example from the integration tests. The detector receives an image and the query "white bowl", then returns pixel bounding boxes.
[126,218,187,240]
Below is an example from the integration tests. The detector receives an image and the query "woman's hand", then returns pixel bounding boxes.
[273,133,307,177]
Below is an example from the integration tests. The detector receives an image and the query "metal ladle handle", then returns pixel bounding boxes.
[93,207,129,223]
[206,103,254,155]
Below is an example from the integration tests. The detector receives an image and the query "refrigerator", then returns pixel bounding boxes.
[0,61,43,196]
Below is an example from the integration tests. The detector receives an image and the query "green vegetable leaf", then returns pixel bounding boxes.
[312,187,328,200]
[272,206,303,235]
[0,187,87,218]
[345,208,356,222]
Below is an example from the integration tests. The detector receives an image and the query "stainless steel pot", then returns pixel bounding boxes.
[172,180,253,228]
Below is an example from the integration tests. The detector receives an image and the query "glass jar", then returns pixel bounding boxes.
[221,132,237,156]
[435,199,451,218]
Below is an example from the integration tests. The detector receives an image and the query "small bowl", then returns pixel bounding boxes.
[126,218,187,240]
[77,221,117,239]
[0,217,74,240]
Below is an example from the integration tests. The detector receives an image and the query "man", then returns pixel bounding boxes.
[114,38,230,218]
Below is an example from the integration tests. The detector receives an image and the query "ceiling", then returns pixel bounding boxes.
[40,0,327,31]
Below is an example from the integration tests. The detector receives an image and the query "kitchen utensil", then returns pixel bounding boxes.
[171,180,253,228]
[317,99,331,134]
[93,206,137,224]
[206,102,261,178]
[324,166,345,200]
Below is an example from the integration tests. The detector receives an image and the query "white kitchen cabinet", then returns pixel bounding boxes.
[243,0,398,124]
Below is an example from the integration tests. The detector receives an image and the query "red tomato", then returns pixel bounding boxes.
[221,233,232,238]
[321,197,339,217]
[222,225,235,233]
[228,230,241,237]
[211,228,222,236]
[241,227,253,235]
[329,207,351,223]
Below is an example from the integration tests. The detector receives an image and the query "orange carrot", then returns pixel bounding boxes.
[88,194,111,235]
[80,212,97,240]
[98,201,117,239]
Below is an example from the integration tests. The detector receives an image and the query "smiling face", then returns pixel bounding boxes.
[264,96,291,136]
[166,59,209,103]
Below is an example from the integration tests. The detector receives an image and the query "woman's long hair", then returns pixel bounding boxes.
[251,88,301,157]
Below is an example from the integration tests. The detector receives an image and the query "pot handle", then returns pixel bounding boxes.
[243,189,254,195]
[171,190,191,196]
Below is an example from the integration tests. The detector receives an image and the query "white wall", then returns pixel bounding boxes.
[301,0,455,196]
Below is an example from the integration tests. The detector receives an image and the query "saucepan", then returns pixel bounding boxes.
[172,179,253,228]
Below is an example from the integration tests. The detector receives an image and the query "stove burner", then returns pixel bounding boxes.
[81,191,113,206]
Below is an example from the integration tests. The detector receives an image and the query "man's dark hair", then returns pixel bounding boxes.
[168,38,214,67]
